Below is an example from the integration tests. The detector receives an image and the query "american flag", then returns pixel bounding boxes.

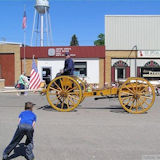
[22,10,26,29]
[29,58,41,89]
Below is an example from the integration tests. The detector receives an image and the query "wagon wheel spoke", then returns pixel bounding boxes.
[65,83,75,92]
[139,97,146,105]
[135,100,139,111]
[135,80,138,94]
[139,86,148,93]
[63,85,69,91]
[123,85,135,94]
[49,93,57,95]
[65,98,70,109]
[54,101,61,108]
[138,91,150,95]
[49,86,60,92]
[140,97,150,106]
[129,99,135,110]
[53,81,62,91]
[67,86,78,93]
[61,100,64,109]
[138,80,147,92]
[140,95,152,100]
[67,95,78,108]
[67,96,75,105]
[123,97,132,106]
[137,99,145,110]
[129,81,136,93]
[121,95,133,101]
[120,91,134,96]
[68,95,80,101]
[47,90,57,95]
[59,78,64,90]
[65,86,71,92]
[49,94,61,102]
[137,84,142,92]
[130,83,136,92]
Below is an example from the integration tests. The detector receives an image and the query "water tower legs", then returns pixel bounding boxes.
[30,9,52,46]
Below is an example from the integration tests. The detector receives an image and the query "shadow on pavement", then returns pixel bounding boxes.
[80,105,128,114]
[37,104,149,114]
[37,105,55,111]
[37,105,77,112]
[109,105,148,114]
[8,143,26,160]
[38,104,128,114]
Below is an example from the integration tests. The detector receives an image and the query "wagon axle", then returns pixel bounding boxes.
[133,94,140,100]
[59,91,68,97]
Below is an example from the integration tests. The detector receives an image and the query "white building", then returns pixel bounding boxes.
[21,46,105,87]
[105,15,160,84]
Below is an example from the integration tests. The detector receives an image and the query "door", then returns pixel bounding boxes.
[0,54,15,86]
[115,67,125,81]
[42,67,51,85]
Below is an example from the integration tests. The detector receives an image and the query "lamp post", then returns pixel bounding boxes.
[125,45,138,77]
[134,45,138,77]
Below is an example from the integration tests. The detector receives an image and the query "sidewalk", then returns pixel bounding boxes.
[0,87,42,95]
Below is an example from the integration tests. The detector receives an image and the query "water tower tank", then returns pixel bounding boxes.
[35,0,49,14]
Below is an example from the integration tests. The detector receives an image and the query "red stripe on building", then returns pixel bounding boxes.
[20,46,105,59]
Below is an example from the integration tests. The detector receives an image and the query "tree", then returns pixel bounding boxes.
[70,34,79,46]
[94,33,105,46]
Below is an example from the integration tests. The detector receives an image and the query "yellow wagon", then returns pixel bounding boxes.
[44,76,155,114]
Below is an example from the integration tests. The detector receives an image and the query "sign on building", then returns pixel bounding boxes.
[138,51,160,58]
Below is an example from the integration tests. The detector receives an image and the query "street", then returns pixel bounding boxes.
[0,92,160,160]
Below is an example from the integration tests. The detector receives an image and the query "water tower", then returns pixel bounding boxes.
[31,0,53,46]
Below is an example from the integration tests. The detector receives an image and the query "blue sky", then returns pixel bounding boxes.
[0,0,160,46]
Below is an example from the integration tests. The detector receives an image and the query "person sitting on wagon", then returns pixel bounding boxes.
[53,52,74,89]
[62,52,74,76]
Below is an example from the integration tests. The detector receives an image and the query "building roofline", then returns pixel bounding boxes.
[0,41,22,46]
[105,15,160,17]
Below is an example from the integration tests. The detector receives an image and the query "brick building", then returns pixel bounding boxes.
[0,43,21,87]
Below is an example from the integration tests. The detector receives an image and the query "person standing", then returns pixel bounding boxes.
[17,72,29,96]
[63,52,74,75]
[2,102,37,160]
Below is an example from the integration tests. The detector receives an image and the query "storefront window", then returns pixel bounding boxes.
[74,62,87,77]
[141,68,160,80]
[42,67,51,84]
[117,68,125,79]
[141,61,160,80]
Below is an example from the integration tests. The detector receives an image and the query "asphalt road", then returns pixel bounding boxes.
[0,92,160,160]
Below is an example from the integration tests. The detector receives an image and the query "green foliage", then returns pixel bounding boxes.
[94,33,105,46]
[70,34,79,46]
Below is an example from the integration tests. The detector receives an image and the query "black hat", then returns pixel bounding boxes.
[65,52,70,56]
[25,102,36,109]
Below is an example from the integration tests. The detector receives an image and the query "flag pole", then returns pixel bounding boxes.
[24,28,26,74]
[23,5,26,74]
